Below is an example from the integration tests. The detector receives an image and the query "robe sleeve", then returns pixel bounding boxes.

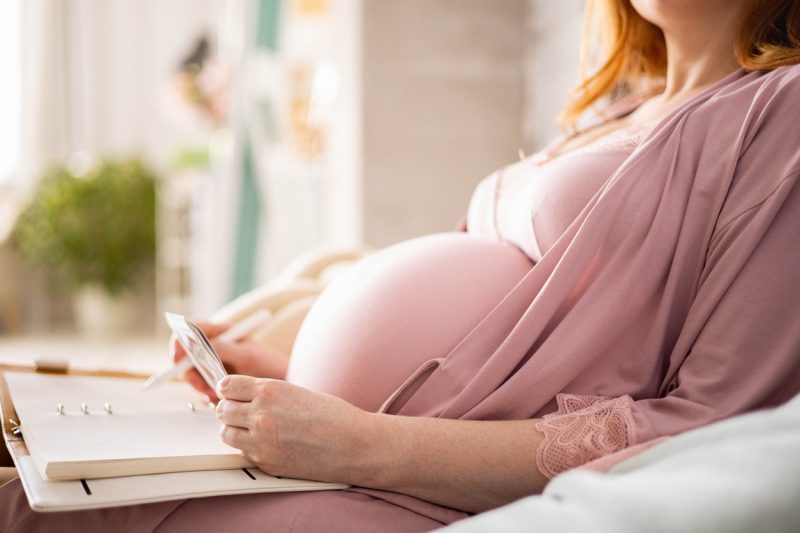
[535,170,800,479]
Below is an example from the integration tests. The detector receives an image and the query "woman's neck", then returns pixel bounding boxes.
[660,16,742,99]
[623,16,743,128]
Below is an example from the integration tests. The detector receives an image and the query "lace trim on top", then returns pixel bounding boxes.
[527,91,655,167]
[535,394,638,479]
[528,123,650,167]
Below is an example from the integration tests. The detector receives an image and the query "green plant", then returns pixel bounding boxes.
[13,158,158,296]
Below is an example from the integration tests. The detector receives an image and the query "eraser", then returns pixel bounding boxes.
[33,357,70,373]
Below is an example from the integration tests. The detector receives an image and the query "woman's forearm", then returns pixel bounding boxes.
[354,414,549,513]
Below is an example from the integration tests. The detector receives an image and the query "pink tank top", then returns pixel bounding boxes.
[466,123,650,261]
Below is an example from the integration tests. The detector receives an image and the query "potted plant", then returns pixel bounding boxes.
[13,157,157,336]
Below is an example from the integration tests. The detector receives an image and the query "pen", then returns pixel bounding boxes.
[142,309,272,391]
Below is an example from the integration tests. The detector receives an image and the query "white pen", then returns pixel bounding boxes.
[142,309,272,391]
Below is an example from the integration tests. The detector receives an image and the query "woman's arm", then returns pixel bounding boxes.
[362,413,549,512]
[215,375,548,514]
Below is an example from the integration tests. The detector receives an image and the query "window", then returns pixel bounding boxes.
[0,0,21,182]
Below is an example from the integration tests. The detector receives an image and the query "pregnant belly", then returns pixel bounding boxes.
[286,232,534,412]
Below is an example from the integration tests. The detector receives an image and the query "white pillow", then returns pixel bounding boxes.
[440,394,800,533]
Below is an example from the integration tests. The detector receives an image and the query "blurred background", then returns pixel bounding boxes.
[0,0,584,373]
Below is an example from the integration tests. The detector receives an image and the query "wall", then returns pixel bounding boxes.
[522,0,585,151]
[362,0,526,247]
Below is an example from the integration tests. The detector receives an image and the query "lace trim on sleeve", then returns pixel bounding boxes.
[535,394,637,479]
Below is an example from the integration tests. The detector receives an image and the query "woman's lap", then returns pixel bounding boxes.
[0,478,444,533]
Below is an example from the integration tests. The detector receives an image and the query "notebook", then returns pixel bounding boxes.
[2,371,347,512]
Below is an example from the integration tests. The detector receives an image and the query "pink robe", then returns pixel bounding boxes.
[3,65,800,532]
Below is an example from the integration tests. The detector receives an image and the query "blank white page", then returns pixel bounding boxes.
[6,372,252,480]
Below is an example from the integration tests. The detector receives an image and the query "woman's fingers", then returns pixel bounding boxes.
[220,424,252,451]
[216,399,252,428]
[194,321,232,338]
[172,321,231,364]
[217,374,260,401]
[185,370,217,400]
[170,333,182,363]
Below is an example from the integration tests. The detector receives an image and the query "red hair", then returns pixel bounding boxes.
[560,0,800,129]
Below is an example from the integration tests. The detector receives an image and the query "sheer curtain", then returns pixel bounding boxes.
[0,0,21,184]
[15,0,224,185]
[16,0,78,187]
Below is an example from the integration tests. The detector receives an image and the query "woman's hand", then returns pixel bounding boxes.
[215,375,376,484]
[172,322,289,401]
[214,375,549,512]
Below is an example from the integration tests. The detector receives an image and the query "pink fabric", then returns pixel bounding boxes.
[4,66,800,531]
[579,436,670,473]
[534,394,637,479]
[0,479,444,533]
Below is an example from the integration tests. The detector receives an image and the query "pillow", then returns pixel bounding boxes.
[440,394,800,533]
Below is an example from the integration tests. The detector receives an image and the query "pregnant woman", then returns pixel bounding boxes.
[3,0,800,531]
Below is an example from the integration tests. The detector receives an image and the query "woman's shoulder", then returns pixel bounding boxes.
[741,64,800,106]
[709,65,800,229]
[694,64,800,144]
[733,63,800,102]
[739,64,800,148]
[766,62,800,82]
